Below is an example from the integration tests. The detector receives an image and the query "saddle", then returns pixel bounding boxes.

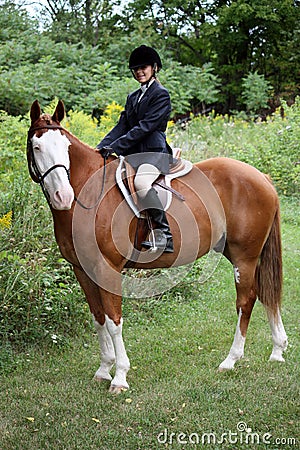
[115,151,193,219]
[115,151,193,261]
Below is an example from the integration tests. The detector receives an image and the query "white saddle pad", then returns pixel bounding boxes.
[115,155,193,218]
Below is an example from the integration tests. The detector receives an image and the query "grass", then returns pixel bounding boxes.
[0,198,299,449]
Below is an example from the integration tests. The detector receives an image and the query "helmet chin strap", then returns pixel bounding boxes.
[145,76,155,88]
[153,63,158,78]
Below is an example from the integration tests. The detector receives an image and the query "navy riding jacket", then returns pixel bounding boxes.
[97,80,172,173]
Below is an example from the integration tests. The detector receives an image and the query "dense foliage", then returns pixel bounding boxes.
[0,99,299,348]
[0,1,299,117]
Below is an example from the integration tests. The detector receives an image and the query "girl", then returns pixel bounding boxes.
[97,45,174,253]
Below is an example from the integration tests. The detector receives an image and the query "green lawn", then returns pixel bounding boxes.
[0,198,299,450]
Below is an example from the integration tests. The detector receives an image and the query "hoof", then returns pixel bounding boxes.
[269,355,285,363]
[109,385,128,395]
[218,366,233,372]
[269,347,286,362]
[94,368,112,382]
[219,353,243,371]
[218,358,236,371]
[94,375,111,383]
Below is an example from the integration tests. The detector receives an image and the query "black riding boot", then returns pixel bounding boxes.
[140,188,174,253]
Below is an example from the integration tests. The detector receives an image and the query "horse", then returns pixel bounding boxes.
[27,100,288,394]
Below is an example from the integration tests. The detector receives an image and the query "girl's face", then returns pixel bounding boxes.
[133,65,154,84]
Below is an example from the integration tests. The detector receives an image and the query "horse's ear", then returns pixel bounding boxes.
[52,100,65,123]
[30,100,41,123]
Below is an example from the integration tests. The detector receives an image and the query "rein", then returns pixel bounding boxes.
[73,159,107,210]
[27,124,107,210]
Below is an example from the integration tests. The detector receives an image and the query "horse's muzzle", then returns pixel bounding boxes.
[50,188,74,210]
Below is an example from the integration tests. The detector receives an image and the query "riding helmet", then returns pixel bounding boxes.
[129,45,162,71]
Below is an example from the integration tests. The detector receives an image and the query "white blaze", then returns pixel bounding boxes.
[31,130,74,210]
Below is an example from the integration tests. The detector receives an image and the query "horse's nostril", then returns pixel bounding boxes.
[54,191,63,203]
[52,189,74,210]
[53,191,59,199]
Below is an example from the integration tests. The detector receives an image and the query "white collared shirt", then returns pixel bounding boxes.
[138,78,155,102]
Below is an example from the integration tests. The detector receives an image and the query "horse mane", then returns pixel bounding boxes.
[61,126,99,154]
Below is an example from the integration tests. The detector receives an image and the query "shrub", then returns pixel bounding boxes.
[0,184,91,345]
[241,71,273,116]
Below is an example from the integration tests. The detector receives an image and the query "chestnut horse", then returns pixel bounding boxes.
[27,100,287,393]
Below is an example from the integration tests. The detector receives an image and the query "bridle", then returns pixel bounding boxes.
[27,124,107,210]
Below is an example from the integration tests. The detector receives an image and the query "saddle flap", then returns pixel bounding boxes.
[115,154,193,217]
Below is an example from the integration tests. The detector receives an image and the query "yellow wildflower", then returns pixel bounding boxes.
[101,102,124,131]
[0,210,12,230]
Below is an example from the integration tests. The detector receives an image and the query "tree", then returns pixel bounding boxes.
[37,0,123,46]
[0,1,38,41]
[121,0,300,110]
[212,0,299,111]
[242,71,272,116]
[1,0,299,116]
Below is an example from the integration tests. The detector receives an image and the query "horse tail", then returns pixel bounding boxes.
[255,206,282,318]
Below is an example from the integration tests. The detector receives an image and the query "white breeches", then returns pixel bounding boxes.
[134,163,160,199]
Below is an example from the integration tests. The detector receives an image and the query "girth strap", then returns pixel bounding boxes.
[154,178,185,201]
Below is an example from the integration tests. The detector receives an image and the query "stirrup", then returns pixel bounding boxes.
[141,229,174,253]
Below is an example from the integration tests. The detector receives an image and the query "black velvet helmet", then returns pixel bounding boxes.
[129,45,162,71]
